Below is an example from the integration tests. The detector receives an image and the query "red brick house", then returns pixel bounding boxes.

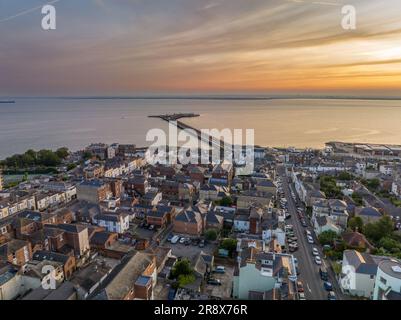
[173,210,204,236]
[0,239,32,266]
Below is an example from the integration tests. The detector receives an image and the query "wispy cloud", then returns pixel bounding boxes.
[1,0,401,95]
[0,0,61,23]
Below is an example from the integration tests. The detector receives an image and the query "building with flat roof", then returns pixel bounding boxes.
[373,259,401,300]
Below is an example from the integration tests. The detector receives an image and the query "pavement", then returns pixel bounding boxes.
[277,165,343,300]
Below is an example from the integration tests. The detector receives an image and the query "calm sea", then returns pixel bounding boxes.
[1,98,401,159]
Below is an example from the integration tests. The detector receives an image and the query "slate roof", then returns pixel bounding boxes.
[90,231,115,245]
[343,250,378,275]
[175,210,202,224]
[358,207,382,217]
[47,223,87,233]
[79,180,105,188]
[206,211,224,224]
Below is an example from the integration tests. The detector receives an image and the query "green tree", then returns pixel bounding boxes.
[67,163,77,171]
[378,237,401,252]
[204,229,218,241]
[352,193,363,206]
[318,230,339,245]
[219,196,233,207]
[220,238,237,256]
[22,172,29,182]
[56,147,69,159]
[363,215,394,243]
[338,172,353,181]
[366,179,380,192]
[37,149,61,167]
[171,259,193,279]
[320,176,342,199]
[82,151,93,161]
[348,216,364,232]
[177,274,195,287]
[21,152,35,166]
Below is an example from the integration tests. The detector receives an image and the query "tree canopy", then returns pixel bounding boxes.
[171,259,193,279]
[220,238,237,256]
[363,215,394,243]
[1,148,70,168]
[348,216,364,232]
[319,176,342,199]
[204,229,218,241]
[318,230,339,245]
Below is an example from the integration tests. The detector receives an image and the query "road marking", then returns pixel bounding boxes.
[307,283,312,293]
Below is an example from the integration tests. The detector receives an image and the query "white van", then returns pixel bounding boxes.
[170,235,180,244]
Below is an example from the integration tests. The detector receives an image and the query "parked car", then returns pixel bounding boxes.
[324,281,333,291]
[207,278,222,286]
[170,235,180,244]
[312,247,319,256]
[168,288,177,301]
[179,237,186,244]
[184,239,191,246]
[199,239,205,248]
[315,256,322,265]
[297,281,304,293]
[301,219,307,227]
[320,266,329,281]
[307,235,314,244]
[192,238,200,246]
[167,234,174,242]
[327,291,336,300]
[213,266,225,274]
[148,225,155,231]
[298,292,306,300]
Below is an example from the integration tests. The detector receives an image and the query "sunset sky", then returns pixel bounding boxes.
[1,0,401,96]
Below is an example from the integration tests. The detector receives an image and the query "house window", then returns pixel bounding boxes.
[380,277,387,285]
[370,275,374,279]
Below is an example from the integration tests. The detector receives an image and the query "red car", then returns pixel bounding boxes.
[297,281,304,293]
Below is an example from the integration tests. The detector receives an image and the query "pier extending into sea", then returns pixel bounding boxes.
[149,113,227,153]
